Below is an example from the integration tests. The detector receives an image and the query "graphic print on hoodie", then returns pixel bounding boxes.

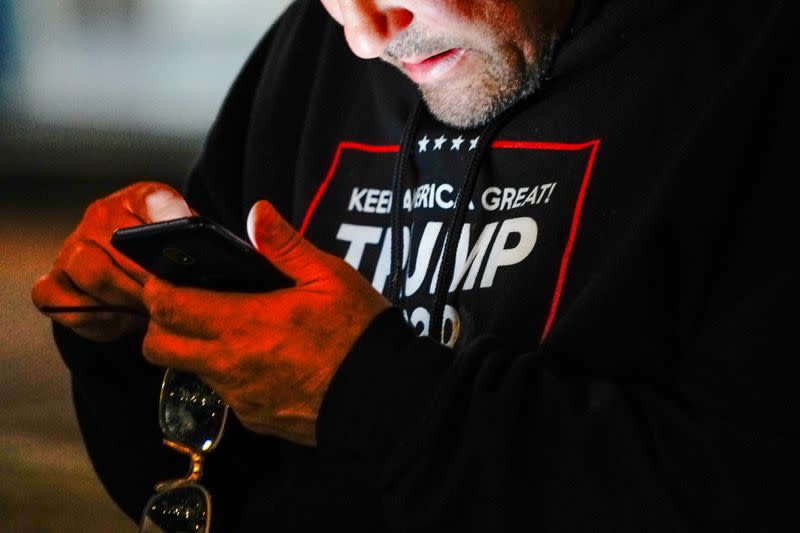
[300,110,600,352]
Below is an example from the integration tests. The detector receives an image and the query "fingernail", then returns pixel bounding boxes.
[247,203,258,247]
[146,190,192,222]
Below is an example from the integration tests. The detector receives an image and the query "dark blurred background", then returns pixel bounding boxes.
[0,1,289,530]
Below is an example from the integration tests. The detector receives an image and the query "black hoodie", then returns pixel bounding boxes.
[54,0,798,530]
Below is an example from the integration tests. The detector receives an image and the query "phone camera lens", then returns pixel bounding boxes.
[163,247,196,265]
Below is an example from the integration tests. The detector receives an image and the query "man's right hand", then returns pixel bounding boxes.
[31,181,193,342]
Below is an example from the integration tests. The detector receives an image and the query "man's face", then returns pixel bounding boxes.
[320,0,574,128]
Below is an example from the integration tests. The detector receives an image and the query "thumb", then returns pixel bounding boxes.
[247,200,330,283]
[144,189,192,223]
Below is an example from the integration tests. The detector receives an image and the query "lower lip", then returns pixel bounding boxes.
[401,48,466,84]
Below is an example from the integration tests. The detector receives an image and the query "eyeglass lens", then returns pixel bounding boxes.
[140,484,210,533]
[160,370,227,451]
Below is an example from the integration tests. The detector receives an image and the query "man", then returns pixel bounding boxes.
[32,0,798,530]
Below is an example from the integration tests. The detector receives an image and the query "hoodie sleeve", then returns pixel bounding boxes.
[316,13,800,533]
[53,324,183,522]
[317,240,799,531]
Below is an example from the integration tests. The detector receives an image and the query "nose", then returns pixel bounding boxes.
[337,1,413,59]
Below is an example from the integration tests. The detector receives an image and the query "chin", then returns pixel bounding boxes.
[420,73,531,129]
[420,42,555,129]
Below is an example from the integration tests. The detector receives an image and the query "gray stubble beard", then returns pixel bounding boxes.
[415,34,558,129]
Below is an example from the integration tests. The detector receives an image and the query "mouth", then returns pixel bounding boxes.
[400,48,467,84]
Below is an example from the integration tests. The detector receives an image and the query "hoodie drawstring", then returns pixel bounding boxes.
[388,99,526,344]
[387,100,423,304]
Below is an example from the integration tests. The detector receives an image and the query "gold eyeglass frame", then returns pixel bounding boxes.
[138,369,229,533]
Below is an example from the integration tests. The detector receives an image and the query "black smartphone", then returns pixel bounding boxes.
[110,216,292,292]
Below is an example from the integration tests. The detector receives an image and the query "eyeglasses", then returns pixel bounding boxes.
[138,369,229,533]
[40,305,229,532]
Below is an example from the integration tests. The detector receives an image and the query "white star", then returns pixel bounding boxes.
[469,136,480,150]
[418,135,430,153]
[451,136,465,151]
[433,135,447,150]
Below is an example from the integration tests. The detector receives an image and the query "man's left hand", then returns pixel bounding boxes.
[141,200,390,447]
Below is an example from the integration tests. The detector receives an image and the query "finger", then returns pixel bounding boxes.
[114,181,192,224]
[143,188,193,223]
[142,277,226,340]
[71,313,149,342]
[73,200,155,283]
[32,272,146,336]
[143,276,293,345]
[63,241,147,310]
[32,271,107,313]
[142,321,215,374]
[246,200,332,284]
